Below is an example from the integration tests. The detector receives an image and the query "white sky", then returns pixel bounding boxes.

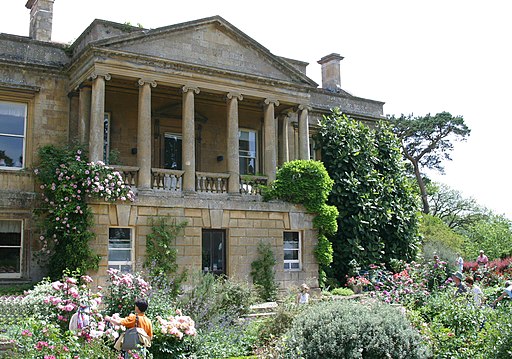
[2,0,511,219]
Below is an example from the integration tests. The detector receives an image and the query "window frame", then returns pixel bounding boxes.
[283,231,302,271]
[107,227,134,272]
[103,112,111,164]
[239,128,258,175]
[0,219,23,279]
[0,99,28,171]
[163,132,183,170]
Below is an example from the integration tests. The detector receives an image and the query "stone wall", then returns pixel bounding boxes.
[89,194,318,289]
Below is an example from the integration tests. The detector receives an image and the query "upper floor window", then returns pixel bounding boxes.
[0,220,22,278]
[284,231,301,271]
[0,101,26,169]
[239,129,257,175]
[164,132,183,170]
[108,227,133,272]
[103,112,110,164]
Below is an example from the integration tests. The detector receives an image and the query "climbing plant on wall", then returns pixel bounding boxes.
[34,145,135,279]
[264,159,338,286]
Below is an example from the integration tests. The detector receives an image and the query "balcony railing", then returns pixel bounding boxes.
[196,171,230,193]
[152,168,184,191]
[113,167,265,196]
[111,165,139,187]
[240,175,268,195]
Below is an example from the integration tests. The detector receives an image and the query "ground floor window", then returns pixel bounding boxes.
[284,231,301,270]
[0,220,22,278]
[108,227,133,272]
[202,229,226,275]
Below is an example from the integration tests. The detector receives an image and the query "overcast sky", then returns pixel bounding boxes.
[2,0,511,219]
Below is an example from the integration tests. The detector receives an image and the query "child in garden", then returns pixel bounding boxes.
[296,283,310,304]
[492,281,512,307]
[106,298,153,358]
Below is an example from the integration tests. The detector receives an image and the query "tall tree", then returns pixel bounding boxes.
[315,109,420,281]
[427,182,487,230]
[389,112,470,214]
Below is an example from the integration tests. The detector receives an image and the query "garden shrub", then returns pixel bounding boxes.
[256,302,301,346]
[330,287,354,296]
[250,241,278,301]
[102,268,151,317]
[280,300,430,359]
[176,271,254,329]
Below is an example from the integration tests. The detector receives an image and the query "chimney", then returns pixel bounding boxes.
[317,53,344,92]
[25,0,55,42]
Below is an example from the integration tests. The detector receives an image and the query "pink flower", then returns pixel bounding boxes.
[21,329,32,337]
[51,281,63,291]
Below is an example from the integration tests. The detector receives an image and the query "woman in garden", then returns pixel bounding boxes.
[476,250,489,267]
[455,253,464,273]
[105,298,153,358]
[452,271,467,296]
[296,283,310,304]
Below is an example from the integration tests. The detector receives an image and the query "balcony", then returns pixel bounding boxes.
[112,166,268,196]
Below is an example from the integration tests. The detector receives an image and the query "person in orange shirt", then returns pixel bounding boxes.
[106,298,153,358]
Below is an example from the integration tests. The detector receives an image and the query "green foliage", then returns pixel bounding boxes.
[461,213,512,260]
[250,242,278,301]
[280,300,430,358]
[144,216,188,294]
[316,109,420,282]
[256,303,301,347]
[330,287,354,296]
[34,144,134,278]
[191,321,260,359]
[102,269,151,317]
[176,271,254,329]
[264,159,338,284]
[314,234,333,267]
[420,214,465,265]
[427,182,488,230]
[0,283,34,295]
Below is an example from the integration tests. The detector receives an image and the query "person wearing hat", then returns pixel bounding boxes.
[452,271,467,296]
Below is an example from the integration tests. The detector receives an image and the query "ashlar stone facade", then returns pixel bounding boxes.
[0,0,384,290]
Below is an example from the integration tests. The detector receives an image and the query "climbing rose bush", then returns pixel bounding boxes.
[34,145,135,278]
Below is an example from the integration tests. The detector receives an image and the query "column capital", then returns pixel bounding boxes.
[89,72,111,81]
[263,98,280,107]
[296,103,311,112]
[138,78,157,88]
[182,85,200,94]
[226,92,243,101]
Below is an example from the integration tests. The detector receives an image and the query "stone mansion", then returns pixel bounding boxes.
[0,0,383,288]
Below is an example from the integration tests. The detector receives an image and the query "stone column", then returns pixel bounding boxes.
[298,104,310,160]
[279,111,291,165]
[78,85,92,145]
[263,98,279,182]
[137,79,157,190]
[89,73,110,162]
[226,92,243,194]
[182,86,200,192]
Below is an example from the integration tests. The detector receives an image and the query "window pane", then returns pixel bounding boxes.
[239,157,255,175]
[109,228,131,240]
[108,249,131,262]
[164,133,182,170]
[0,247,21,273]
[284,232,299,241]
[0,221,22,246]
[0,136,24,167]
[0,102,25,135]
[284,241,299,250]
[290,262,300,269]
[284,250,298,261]
[108,239,130,248]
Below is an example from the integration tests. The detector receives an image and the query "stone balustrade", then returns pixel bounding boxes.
[240,175,268,195]
[196,171,229,193]
[111,165,139,187]
[151,168,184,191]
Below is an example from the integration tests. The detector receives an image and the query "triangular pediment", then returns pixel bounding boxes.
[94,17,316,86]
